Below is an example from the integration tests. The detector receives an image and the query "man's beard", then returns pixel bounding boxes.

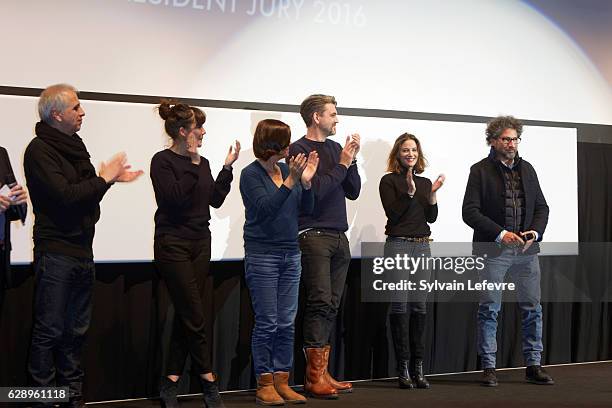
[497,147,516,161]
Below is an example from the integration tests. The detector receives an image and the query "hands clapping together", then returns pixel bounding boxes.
[99,152,144,184]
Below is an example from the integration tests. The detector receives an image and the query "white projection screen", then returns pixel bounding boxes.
[2,96,577,262]
[3,0,606,262]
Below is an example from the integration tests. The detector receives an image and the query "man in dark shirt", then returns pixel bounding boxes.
[0,146,28,315]
[24,84,142,407]
[462,115,553,388]
[288,94,361,398]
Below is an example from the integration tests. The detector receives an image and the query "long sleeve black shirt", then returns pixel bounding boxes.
[379,172,438,237]
[150,149,233,240]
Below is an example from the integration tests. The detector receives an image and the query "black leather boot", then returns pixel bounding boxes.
[408,313,430,389]
[525,365,555,385]
[410,359,430,389]
[390,313,413,389]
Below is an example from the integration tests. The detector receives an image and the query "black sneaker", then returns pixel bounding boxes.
[481,368,498,387]
[160,376,179,408]
[201,376,225,408]
[526,365,555,385]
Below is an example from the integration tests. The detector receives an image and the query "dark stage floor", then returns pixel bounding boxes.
[90,362,612,408]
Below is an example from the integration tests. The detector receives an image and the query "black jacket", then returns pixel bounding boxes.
[1,146,27,288]
[24,122,110,259]
[462,150,549,254]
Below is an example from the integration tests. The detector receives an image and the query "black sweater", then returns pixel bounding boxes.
[288,136,361,232]
[150,149,233,240]
[24,122,110,259]
[379,172,438,237]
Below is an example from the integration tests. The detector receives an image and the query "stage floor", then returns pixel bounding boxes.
[91,361,612,408]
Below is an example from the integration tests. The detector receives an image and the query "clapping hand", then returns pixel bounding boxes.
[224,140,241,167]
[429,174,445,204]
[406,169,416,196]
[301,151,319,190]
[100,152,143,184]
[287,153,307,188]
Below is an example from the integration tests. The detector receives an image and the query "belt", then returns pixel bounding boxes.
[394,236,432,243]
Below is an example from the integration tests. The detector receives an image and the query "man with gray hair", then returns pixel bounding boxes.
[24,84,142,407]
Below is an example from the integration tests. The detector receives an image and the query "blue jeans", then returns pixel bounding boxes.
[245,251,301,376]
[28,252,95,402]
[477,250,543,368]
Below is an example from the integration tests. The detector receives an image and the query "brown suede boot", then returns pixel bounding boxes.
[323,345,353,393]
[304,348,339,399]
[273,372,306,404]
[256,373,285,406]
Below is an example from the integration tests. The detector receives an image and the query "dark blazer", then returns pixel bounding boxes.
[1,146,27,288]
[462,151,549,255]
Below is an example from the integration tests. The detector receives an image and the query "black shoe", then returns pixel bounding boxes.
[160,377,179,408]
[481,368,498,387]
[201,376,225,408]
[397,360,414,389]
[525,365,555,385]
[409,359,430,389]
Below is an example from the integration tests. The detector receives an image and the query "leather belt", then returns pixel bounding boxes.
[394,236,432,243]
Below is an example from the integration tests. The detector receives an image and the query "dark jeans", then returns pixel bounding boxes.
[299,229,350,348]
[384,237,431,314]
[154,234,213,375]
[28,252,95,402]
[245,250,301,375]
[477,249,543,368]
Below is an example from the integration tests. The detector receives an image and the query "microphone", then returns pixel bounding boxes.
[5,173,27,225]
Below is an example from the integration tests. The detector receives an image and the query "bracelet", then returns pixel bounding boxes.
[222,164,233,171]
[350,159,357,166]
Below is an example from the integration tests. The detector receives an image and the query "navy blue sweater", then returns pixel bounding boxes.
[240,161,314,253]
[288,136,361,232]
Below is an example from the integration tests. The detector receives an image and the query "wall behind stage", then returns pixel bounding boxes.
[0,94,579,263]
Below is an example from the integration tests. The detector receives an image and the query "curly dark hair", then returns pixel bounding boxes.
[485,115,523,145]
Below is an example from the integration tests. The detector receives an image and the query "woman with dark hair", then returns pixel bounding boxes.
[239,119,318,405]
[378,133,444,390]
[151,101,240,408]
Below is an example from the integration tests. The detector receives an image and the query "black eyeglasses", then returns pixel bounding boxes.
[498,136,521,145]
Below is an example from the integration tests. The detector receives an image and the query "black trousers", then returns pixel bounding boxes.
[154,234,213,375]
[299,229,351,348]
[384,238,431,362]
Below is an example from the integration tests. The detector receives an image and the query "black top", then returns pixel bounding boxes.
[288,136,361,232]
[379,171,438,237]
[462,148,549,253]
[240,161,314,253]
[150,149,233,240]
[24,122,110,260]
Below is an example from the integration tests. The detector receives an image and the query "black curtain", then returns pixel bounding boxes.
[1,142,611,402]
